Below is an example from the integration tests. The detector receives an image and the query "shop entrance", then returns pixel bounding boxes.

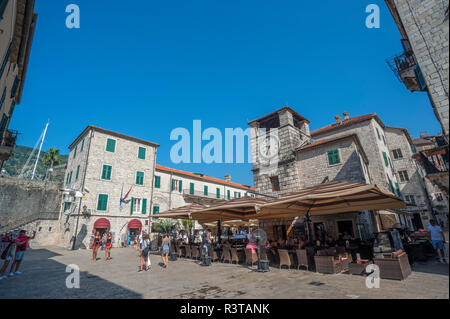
[412,213,424,230]
[337,220,354,237]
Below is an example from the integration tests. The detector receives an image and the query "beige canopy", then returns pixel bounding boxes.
[154,203,207,219]
[190,197,269,223]
[202,219,259,228]
[255,181,406,220]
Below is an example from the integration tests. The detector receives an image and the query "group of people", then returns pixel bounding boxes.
[134,231,171,271]
[91,231,113,262]
[0,230,35,280]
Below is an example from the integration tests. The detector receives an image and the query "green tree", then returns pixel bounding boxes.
[152,219,177,235]
[42,148,61,181]
[182,219,195,237]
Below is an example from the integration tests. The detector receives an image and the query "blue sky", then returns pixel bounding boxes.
[10,0,442,186]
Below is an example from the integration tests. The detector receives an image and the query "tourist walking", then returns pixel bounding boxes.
[160,234,170,268]
[139,233,150,272]
[92,232,101,262]
[0,241,16,280]
[427,219,448,263]
[105,232,113,261]
[8,230,35,276]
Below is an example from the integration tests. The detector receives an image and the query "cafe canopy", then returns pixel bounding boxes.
[154,203,207,219]
[190,197,269,224]
[255,181,406,220]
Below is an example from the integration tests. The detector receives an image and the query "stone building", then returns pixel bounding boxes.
[61,126,253,249]
[249,107,427,241]
[385,0,449,137]
[0,0,37,170]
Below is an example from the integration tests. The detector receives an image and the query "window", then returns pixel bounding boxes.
[270,176,280,191]
[234,191,240,198]
[404,195,416,205]
[97,194,108,211]
[216,188,220,199]
[0,114,7,139]
[395,182,402,197]
[435,193,444,201]
[392,149,403,159]
[381,152,388,167]
[0,43,11,80]
[382,135,386,145]
[75,165,80,180]
[154,175,161,188]
[68,171,73,184]
[376,128,381,140]
[73,145,77,159]
[64,202,71,212]
[142,198,147,214]
[327,149,341,165]
[227,190,231,200]
[10,76,19,98]
[190,182,194,195]
[102,165,112,180]
[398,170,409,182]
[178,180,182,192]
[204,185,208,195]
[136,171,144,185]
[138,147,146,160]
[0,87,5,110]
[106,138,116,152]
[8,100,15,117]
[80,138,85,152]
[131,198,146,213]
[387,175,394,194]
[0,0,10,20]
[153,205,160,214]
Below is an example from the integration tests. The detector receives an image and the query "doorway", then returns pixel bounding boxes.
[337,220,354,237]
[412,213,424,230]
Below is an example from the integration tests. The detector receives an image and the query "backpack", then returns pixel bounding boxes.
[141,240,150,257]
[1,243,12,260]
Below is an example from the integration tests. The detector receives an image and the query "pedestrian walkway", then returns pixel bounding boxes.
[0,246,448,299]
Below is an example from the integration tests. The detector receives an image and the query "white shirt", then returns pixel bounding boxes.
[427,225,443,241]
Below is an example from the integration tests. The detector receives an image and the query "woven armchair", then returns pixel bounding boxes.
[245,248,258,267]
[373,252,411,280]
[314,255,342,274]
[222,247,232,263]
[278,249,292,269]
[295,249,309,270]
[185,245,192,258]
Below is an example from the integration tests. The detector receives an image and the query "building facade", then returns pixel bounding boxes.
[385,0,449,137]
[0,0,37,170]
[61,126,254,249]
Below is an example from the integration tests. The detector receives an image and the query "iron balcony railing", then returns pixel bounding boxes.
[386,50,417,80]
[0,129,18,147]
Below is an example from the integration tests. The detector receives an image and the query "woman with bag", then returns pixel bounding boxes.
[139,234,150,272]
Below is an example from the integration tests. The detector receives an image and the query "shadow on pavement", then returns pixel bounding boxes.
[0,248,142,299]
[411,259,449,276]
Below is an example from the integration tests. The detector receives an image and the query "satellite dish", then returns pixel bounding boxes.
[249,228,269,273]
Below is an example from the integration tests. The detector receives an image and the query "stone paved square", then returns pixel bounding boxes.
[0,246,448,299]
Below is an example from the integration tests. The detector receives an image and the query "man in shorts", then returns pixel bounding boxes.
[427,219,447,263]
[9,230,36,276]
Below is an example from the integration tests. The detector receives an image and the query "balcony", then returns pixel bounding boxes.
[0,130,18,162]
[415,145,449,199]
[386,50,427,92]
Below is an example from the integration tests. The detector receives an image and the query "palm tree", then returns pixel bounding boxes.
[153,219,177,235]
[182,219,195,238]
[42,148,61,181]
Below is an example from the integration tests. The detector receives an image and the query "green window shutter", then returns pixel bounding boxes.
[216,188,220,199]
[238,192,241,198]
[136,171,144,185]
[142,198,147,214]
[153,205,160,215]
[102,165,112,180]
[382,152,389,167]
[106,138,116,152]
[227,190,231,200]
[204,185,208,195]
[171,179,175,191]
[80,138,84,152]
[155,176,160,188]
[138,147,146,159]
[97,194,108,211]
[130,197,134,214]
[73,145,77,159]
[327,149,340,165]
[189,183,194,195]
[68,171,72,184]
[8,100,15,117]
[76,165,80,180]
[179,180,183,192]
[376,128,381,140]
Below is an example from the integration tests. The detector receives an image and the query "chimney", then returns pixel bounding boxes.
[224,175,231,182]
[335,114,342,125]
[420,132,428,138]
[343,111,349,120]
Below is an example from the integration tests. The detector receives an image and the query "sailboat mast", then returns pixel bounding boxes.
[31,120,49,180]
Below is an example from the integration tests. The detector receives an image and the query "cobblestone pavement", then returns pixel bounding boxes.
[0,246,448,299]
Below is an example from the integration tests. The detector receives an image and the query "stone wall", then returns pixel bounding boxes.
[394,0,449,135]
[0,177,62,228]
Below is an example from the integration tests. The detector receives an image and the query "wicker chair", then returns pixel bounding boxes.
[209,247,219,262]
[278,249,292,269]
[295,249,309,270]
[373,252,411,280]
[178,245,185,258]
[314,255,342,274]
[339,253,351,272]
[222,247,232,263]
[245,248,258,267]
[193,246,201,260]
[185,245,192,258]
[230,248,240,264]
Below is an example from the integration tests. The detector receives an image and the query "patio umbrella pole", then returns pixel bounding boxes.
[305,208,312,242]
[217,218,222,244]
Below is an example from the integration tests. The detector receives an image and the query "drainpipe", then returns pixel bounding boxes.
[71,129,93,250]
[148,150,157,234]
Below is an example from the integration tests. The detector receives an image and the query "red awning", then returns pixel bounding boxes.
[128,219,142,229]
[94,218,110,229]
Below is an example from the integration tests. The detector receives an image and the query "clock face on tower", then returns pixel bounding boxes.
[258,134,279,161]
